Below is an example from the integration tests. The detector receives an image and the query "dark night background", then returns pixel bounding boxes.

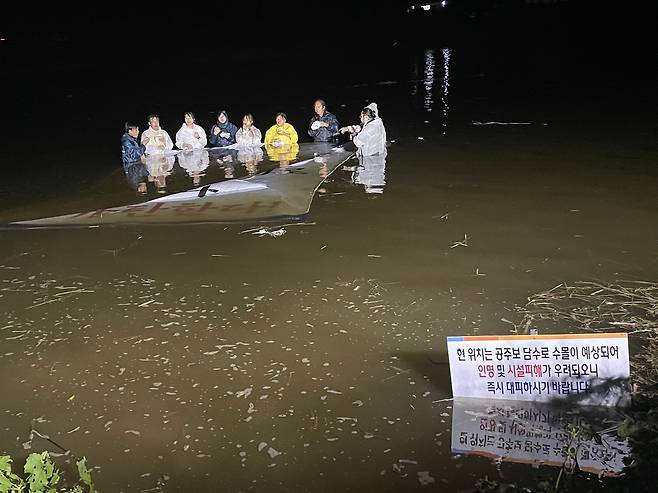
[2,1,654,120]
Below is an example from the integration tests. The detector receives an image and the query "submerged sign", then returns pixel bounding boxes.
[447,333,630,406]
[450,397,629,476]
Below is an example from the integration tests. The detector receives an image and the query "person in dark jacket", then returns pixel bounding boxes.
[209,110,238,147]
[308,99,339,142]
[121,122,146,166]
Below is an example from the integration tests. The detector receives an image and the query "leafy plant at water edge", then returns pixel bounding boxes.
[0,452,95,493]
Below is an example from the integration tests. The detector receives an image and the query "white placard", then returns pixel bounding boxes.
[450,397,629,476]
[447,333,630,406]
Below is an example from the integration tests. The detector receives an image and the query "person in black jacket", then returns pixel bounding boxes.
[308,99,339,142]
[121,122,146,166]
[209,110,238,147]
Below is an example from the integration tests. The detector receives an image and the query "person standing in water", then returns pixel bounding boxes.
[339,102,386,156]
[121,121,146,166]
[175,111,207,150]
[141,114,174,155]
[209,110,238,147]
[235,113,262,147]
[265,112,299,164]
[264,112,298,147]
[308,99,339,142]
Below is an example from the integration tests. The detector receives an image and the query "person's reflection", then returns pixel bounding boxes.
[145,154,175,194]
[347,153,386,195]
[244,161,258,176]
[214,148,239,179]
[315,155,329,193]
[123,161,149,195]
[223,162,235,179]
[177,148,210,186]
[266,143,299,169]
[318,162,328,179]
[237,146,264,176]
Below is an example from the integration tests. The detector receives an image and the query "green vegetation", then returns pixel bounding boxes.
[0,453,95,493]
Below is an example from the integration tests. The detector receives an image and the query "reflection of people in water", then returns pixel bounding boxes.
[123,161,149,194]
[177,149,210,186]
[315,156,330,193]
[145,154,175,194]
[237,146,264,175]
[223,163,235,179]
[243,160,258,176]
[212,148,238,179]
[175,112,207,150]
[266,142,299,166]
[141,114,174,155]
[351,153,386,195]
[121,121,146,167]
[339,102,387,157]
[314,156,329,179]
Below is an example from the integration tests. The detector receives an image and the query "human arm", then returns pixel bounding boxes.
[164,131,174,150]
[196,125,207,148]
[264,125,278,145]
[326,114,339,135]
[121,137,145,166]
[175,128,189,150]
[339,124,361,134]
[235,128,246,146]
[252,127,262,144]
[286,124,298,144]
[227,123,238,144]
[308,117,319,138]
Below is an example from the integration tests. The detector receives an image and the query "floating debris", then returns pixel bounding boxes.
[418,471,435,485]
[450,234,468,249]
[471,121,532,125]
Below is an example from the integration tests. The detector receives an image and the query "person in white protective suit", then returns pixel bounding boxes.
[235,113,263,147]
[339,102,387,157]
[141,114,174,155]
[175,112,208,150]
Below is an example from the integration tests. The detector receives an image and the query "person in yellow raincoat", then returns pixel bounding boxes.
[265,112,299,164]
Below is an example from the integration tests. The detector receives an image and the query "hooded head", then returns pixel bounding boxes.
[360,107,376,123]
[365,103,379,118]
[218,110,229,126]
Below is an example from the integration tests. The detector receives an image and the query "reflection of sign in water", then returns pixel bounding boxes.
[451,397,630,476]
[447,333,630,406]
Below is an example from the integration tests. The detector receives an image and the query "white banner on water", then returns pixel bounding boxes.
[446,333,630,406]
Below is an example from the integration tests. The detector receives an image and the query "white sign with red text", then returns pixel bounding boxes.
[447,333,630,406]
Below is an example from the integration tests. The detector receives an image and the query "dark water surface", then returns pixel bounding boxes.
[1,8,656,492]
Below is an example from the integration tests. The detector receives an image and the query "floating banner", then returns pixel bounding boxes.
[447,333,630,406]
[451,397,630,476]
[6,143,354,228]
